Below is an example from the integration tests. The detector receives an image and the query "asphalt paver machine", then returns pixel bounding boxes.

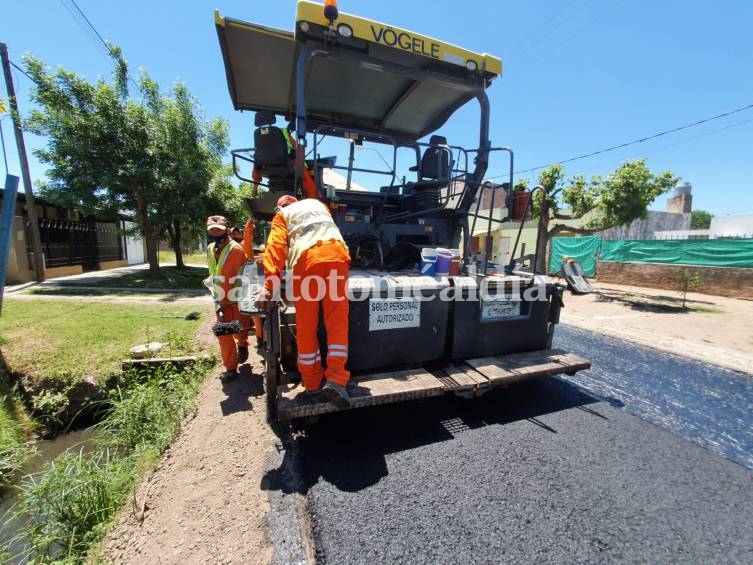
[216,1,590,421]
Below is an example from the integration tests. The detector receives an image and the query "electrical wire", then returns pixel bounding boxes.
[69,0,110,53]
[510,101,753,175]
[512,0,617,80]
[58,0,140,91]
[504,0,584,63]
[57,0,110,59]
[569,116,753,177]
[9,61,34,83]
[0,120,8,173]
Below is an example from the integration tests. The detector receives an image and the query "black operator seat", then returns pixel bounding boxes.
[418,135,454,186]
[409,135,454,211]
[253,111,294,191]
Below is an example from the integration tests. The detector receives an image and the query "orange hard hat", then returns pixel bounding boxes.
[276,194,298,208]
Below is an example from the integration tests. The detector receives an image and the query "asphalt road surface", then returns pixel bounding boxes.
[283,326,753,564]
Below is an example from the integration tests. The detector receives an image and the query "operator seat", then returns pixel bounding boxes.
[253,111,294,192]
[411,135,454,211]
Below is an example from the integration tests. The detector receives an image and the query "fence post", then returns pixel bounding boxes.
[0,174,20,315]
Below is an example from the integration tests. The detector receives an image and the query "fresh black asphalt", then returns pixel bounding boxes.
[556,326,753,469]
[267,325,753,563]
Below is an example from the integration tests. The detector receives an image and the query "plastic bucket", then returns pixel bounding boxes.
[435,248,453,276]
[420,248,437,275]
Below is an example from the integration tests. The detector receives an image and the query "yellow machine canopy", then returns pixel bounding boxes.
[215,1,502,142]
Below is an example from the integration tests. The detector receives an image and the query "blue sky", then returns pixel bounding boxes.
[2,0,752,216]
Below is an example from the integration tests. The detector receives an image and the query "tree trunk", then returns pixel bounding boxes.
[534,199,551,274]
[173,219,185,269]
[135,191,160,275]
[144,223,160,276]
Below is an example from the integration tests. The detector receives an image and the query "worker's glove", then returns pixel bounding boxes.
[215,304,226,323]
[255,288,273,312]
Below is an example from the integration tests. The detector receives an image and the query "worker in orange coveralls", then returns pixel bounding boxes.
[206,215,251,382]
[238,218,264,347]
[257,195,352,407]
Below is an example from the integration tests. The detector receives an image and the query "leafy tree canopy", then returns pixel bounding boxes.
[691,209,713,230]
[23,47,229,273]
[526,160,677,272]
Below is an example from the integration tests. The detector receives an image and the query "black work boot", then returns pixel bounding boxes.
[237,345,249,364]
[322,381,352,409]
[219,369,239,383]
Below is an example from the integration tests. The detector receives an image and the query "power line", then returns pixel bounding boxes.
[57,0,110,59]
[504,0,583,63]
[69,0,110,53]
[512,0,617,80]
[512,101,753,175]
[9,60,34,83]
[58,0,140,91]
[569,116,753,177]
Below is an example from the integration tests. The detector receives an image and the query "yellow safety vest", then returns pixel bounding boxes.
[282,128,295,154]
[280,199,345,271]
[207,240,242,303]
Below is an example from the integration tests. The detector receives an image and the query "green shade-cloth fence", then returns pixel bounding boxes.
[549,236,600,276]
[599,238,753,268]
[550,236,753,275]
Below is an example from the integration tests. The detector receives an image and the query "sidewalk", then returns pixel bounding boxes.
[559,281,753,376]
[5,264,154,294]
[4,263,208,304]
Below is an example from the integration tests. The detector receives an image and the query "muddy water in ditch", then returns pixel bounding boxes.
[0,429,95,562]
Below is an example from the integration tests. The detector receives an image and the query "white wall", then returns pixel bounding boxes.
[710,214,753,238]
[122,220,145,265]
[653,229,709,240]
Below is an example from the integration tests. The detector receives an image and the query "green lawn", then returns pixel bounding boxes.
[0,299,209,384]
[158,250,208,267]
[91,266,207,290]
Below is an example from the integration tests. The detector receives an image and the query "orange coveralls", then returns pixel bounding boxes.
[241,219,264,341]
[263,204,351,390]
[208,239,251,371]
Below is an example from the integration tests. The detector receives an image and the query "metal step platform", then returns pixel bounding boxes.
[276,349,591,420]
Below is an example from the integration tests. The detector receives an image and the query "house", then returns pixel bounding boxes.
[1,188,145,284]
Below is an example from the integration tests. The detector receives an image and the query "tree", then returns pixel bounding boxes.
[23,49,228,274]
[677,268,702,308]
[530,160,677,273]
[691,209,713,230]
[140,78,229,267]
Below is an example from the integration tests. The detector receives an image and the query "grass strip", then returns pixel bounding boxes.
[0,299,204,385]
[158,251,208,267]
[78,266,207,290]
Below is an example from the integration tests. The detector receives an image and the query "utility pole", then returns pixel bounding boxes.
[1,42,45,282]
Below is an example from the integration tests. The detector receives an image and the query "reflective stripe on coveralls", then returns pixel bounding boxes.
[291,254,350,389]
[263,199,351,390]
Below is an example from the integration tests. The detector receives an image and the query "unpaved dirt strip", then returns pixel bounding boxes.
[102,329,310,564]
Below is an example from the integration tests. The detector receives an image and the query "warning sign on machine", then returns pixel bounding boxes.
[369,298,421,331]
